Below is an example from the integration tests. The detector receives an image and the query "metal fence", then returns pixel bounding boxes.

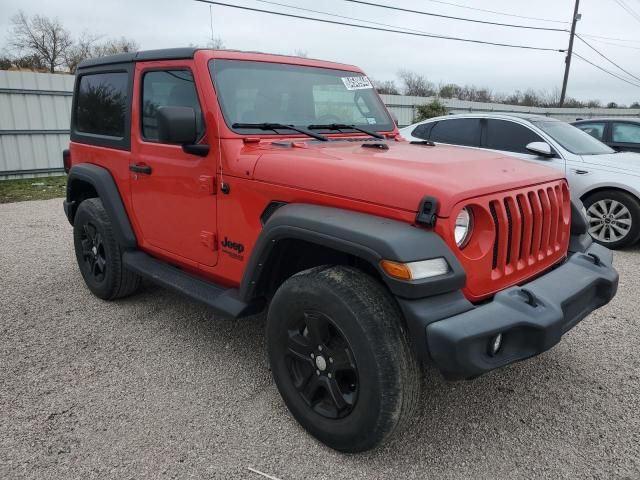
[0,71,74,179]
[1,71,639,178]
[380,94,640,127]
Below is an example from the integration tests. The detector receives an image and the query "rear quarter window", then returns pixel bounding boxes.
[76,72,128,137]
[71,66,133,150]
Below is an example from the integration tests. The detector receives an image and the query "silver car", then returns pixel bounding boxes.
[400,113,640,248]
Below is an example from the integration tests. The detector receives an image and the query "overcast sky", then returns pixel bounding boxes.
[1,0,639,105]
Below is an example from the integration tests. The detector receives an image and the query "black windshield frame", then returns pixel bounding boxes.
[209,59,395,136]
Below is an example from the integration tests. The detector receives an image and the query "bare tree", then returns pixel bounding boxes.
[64,32,100,73]
[397,70,436,97]
[207,37,225,49]
[10,11,73,73]
[373,79,400,95]
[92,37,139,57]
[438,83,462,99]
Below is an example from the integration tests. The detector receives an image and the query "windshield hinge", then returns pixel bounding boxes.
[416,196,439,227]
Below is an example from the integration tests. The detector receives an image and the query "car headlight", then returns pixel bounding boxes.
[454,207,473,248]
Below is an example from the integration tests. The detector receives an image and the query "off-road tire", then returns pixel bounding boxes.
[266,265,421,452]
[73,198,141,300]
[583,190,640,249]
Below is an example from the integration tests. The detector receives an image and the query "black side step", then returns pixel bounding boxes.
[122,251,257,318]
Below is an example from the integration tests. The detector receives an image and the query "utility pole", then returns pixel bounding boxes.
[559,0,581,107]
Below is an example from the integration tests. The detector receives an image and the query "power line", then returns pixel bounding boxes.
[614,0,640,23]
[573,52,640,87]
[252,0,548,43]
[582,37,640,50]
[576,34,640,83]
[341,0,569,32]
[580,33,640,43]
[250,0,478,37]
[415,0,569,24]
[194,0,565,52]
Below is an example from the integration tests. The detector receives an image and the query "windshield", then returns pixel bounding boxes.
[532,120,615,155]
[209,60,394,134]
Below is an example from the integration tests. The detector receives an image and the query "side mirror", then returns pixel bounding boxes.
[157,106,198,144]
[526,141,555,158]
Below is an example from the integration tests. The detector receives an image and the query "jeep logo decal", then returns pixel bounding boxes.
[222,237,245,254]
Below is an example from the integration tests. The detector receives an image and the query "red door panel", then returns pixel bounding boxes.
[129,61,218,267]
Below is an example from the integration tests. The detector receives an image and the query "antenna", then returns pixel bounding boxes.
[209,5,215,45]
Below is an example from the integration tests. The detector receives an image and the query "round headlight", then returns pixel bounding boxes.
[454,207,473,248]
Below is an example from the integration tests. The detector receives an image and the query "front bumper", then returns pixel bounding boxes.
[398,241,618,379]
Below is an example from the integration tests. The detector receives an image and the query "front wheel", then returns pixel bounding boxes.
[584,190,640,249]
[266,266,421,453]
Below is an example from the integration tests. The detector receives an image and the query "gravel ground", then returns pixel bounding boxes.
[1,198,639,480]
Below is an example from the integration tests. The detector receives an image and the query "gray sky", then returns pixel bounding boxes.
[1,0,639,105]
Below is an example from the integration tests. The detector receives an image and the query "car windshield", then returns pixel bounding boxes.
[531,120,615,155]
[209,60,394,134]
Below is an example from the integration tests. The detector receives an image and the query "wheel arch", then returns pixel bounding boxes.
[580,184,640,204]
[239,203,466,303]
[65,163,137,249]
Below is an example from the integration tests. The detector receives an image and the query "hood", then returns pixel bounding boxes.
[252,140,564,217]
[582,151,640,174]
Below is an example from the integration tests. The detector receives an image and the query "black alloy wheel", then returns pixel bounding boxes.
[73,198,141,300]
[286,310,358,419]
[80,221,107,283]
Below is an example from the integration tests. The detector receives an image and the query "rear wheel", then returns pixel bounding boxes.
[266,266,421,452]
[584,190,640,249]
[73,198,141,300]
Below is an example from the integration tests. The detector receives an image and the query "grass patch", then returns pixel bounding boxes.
[0,175,67,204]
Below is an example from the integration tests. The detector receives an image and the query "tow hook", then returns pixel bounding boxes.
[518,288,539,307]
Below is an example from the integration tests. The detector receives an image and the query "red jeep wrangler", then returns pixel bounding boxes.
[63,48,618,452]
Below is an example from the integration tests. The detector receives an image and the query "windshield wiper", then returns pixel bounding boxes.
[307,123,385,140]
[232,123,328,142]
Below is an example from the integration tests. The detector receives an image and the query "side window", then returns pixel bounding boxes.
[75,72,129,137]
[612,123,640,144]
[141,70,204,141]
[575,122,606,140]
[486,119,545,154]
[411,123,434,140]
[429,118,481,147]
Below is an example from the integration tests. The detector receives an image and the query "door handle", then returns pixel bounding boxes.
[129,163,152,175]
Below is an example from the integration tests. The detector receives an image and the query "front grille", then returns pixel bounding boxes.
[489,182,569,277]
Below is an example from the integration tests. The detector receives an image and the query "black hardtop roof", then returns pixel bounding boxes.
[77,47,198,69]
[76,47,352,70]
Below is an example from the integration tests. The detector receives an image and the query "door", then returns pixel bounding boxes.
[130,64,218,267]
[483,119,566,174]
[610,122,640,153]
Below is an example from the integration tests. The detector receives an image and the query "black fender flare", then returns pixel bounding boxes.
[239,203,466,301]
[65,163,137,250]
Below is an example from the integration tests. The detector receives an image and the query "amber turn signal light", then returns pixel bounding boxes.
[380,260,413,280]
[380,258,449,281]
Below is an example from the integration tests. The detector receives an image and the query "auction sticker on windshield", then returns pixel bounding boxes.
[342,76,373,90]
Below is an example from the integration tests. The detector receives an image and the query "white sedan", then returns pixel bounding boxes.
[400,113,640,248]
